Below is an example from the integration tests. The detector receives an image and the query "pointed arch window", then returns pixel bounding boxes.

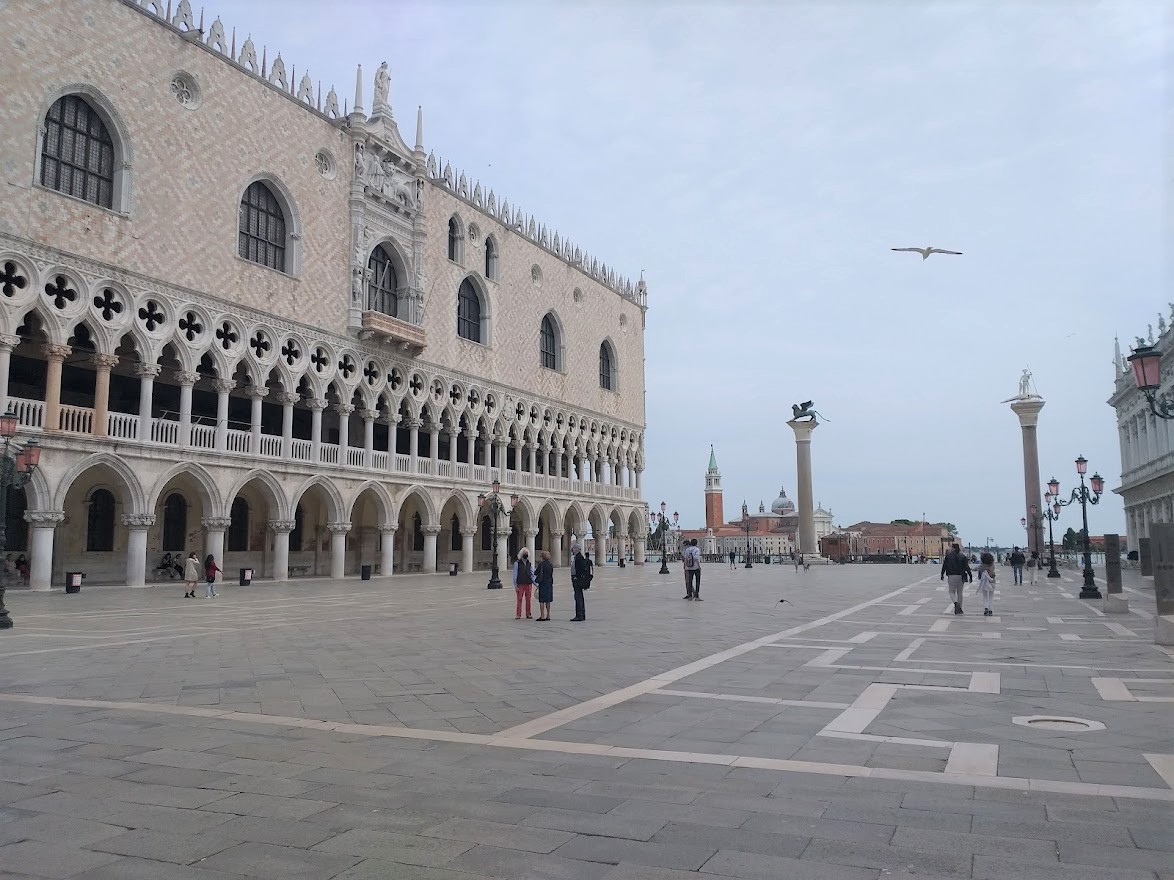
[484,237,499,280]
[447,216,461,262]
[450,513,462,551]
[290,503,305,552]
[412,512,424,551]
[367,244,398,317]
[457,279,482,343]
[540,314,558,370]
[41,95,115,209]
[162,493,188,551]
[238,181,287,272]
[86,489,115,552]
[599,341,616,390]
[228,498,249,552]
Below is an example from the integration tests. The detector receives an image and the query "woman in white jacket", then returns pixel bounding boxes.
[976,551,996,617]
[182,551,200,599]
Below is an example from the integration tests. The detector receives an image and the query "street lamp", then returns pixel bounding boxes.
[1041,492,1062,578]
[1126,345,1174,419]
[477,480,518,590]
[0,409,42,629]
[1049,455,1104,598]
[652,500,672,575]
[741,501,753,568]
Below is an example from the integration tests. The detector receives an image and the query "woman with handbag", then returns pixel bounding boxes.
[203,554,221,598]
[534,550,554,621]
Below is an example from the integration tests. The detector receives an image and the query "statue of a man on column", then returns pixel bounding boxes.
[373,61,390,112]
[1018,368,1033,398]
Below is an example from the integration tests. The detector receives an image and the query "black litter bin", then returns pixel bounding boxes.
[239,568,253,586]
[360,564,372,580]
[65,572,83,593]
[764,556,770,564]
[448,563,458,576]
[618,558,626,568]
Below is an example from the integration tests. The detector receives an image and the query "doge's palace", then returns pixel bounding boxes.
[0,0,648,589]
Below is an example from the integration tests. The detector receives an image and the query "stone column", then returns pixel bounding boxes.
[634,535,647,565]
[447,429,458,469]
[495,439,507,480]
[407,417,421,470]
[429,426,439,468]
[90,353,119,437]
[0,334,18,416]
[42,343,71,432]
[461,527,475,572]
[463,429,476,466]
[136,363,162,442]
[327,521,351,579]
[787,417,820,555]
[379,525,396,575]
[360,409,378,468]
[121,513,154,586]
[212,378,233,451]
[387,416,400,469]
[594,532,607,566]
[24,510,64,591]
[635,467,643,492]
[201,516,231,581]
[245,386,268,454]
[523,528,538,556]
[306,398,326,462]
[1009,395,1046,556]
[173,370,199,449]
[495,526,509,573]
[1103,533,1128,613]
[269,519,295,581]
[335,403,354,462]
[277,393,300,460]
[551,530,564,568]
[422,524,440,572]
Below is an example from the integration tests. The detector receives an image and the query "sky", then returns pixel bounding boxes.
[215,0,1166,546]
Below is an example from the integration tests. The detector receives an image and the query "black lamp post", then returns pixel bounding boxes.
[742,501,753,568]
[1127,345,1174,419]
[0,408,42,630]
[477,479,517,590]
[1048,456,1104,599]
[654,501,671,575]
[1040,492,1062,578]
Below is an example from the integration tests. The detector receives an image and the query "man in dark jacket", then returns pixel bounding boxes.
[940,543,973,615]
[1009,547,1026,585]
[570,546,590,622]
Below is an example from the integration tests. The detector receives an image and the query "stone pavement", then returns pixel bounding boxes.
[0,562,1170,879]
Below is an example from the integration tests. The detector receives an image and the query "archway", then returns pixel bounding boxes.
[608,508,626,563]
[55,456,145,584]
[288,477,343,578]
[350,483,393,576]
[587,504,608,566]
[146,464,220,582]
[394,487,436,573]
[536,500,563,566]
[563,502,587,560]
[438,491,475,573]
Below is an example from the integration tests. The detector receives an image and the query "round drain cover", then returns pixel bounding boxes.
[1012,715,1105,732]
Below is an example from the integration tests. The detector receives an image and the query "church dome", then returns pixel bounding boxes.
[771,486,795,515]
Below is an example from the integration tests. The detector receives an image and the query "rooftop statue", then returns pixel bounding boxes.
[791,401,825,422]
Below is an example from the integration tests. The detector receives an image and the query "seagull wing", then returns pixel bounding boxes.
[927,248,963,256]
[890,248,922,253]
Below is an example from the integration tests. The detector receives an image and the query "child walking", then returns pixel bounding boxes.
[976,551,996,616]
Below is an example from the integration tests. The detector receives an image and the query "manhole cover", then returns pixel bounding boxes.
[1012,715,1105,732]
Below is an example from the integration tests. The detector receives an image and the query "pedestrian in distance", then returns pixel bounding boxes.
[728,549,736,570]
[203,554,221,598]
[976,551,997,615]
[941,543,973,614]
[793,551,800,573]
[513,548,534,620]
[183,551,200,598]
[570,545,590,621]
[534,549,554,621]
[682,538,702,600]
[1028,549,1040,584]
[1009,546,1025,585]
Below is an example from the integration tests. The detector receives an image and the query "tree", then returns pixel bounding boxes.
[1062,528,1079,552]
[934,522,957,536]
[890,519,917,526]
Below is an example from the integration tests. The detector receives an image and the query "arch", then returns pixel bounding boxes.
[227,497,249,552]
[438,489,475,524]
[599,338,618,391]
[146,462,223,518]
[457,276,488,344]
[539,311,564,372]
[52,451,147,514]
[510,494,536,536]
[224,468,288,522]
[366,242,402,317]
[161,492,188,551]
[86,488,116,552]
[36,84,133,212]
[394,484,438,526]
[346,479,395,526]
[484,234,499,280]
[447,214,464,262]
[289,475,345,523]
[627,507,646,538]
[237,174,301,275]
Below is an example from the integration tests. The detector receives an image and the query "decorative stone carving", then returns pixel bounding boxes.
[41,343,72,362]
[304,397,328,412]
[274,392,301,407]
[326,522,352,534]
[171,0,194,30]
[268,520,297,533]
[173,370,200,386]
[378,524,397,535]
[243,385,269,400]
[201,517,232,531]
[238,36,258,73]
[335,403,355,416]
[24,510,65,526]
[269,53,288,91]
[121,513,156,529]
[324,88,340,119]
[207,18,228,54]
[134,363,163,380]
[90,353,120,370]
[297,73,314,104]
[212,378,235,395]
[421,525,441,536]
[372,61,390,112]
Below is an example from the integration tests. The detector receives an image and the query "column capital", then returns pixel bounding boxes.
[91,353,120,370]
[0,334,19,350]
[244,385,270,400]
[210,377,235,394]
[359,408,380,421]
[444,427,458,438]
[201,516,232,531]
[120,513,156,529]
[335,403,355,416]
[463,428,477,440]
[326,521,352,534]
[304,397,328,412]
[524,529,539,539]
[24,510,65,526]
[378,524,397,535]
[173,370,201,386]
[459,527,477,537]
[268,519,297,533]
[274,392,301,407]
[41,343,72,361]
[421,524,442,536]
[135,363,163,380]
[405,417,422,429]
[550,530,565,538]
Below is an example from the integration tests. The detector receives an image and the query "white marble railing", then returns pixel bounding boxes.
[438,461,452,478]
[260,434,282,457]
[191,424,215,449]
[10,397,44,430]
[225,429,250,453]
[107,411,138,440]
[58,404,92,434]
[346,447,364,467]
[291,438,312,461]
[417,459,433,476]
[395,453,410,472]
[320,444,340,465]
[372,450,389,470]
[152,418,179,445]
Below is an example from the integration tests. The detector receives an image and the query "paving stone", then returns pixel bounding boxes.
[447,843,612,879]
[330,861,496,880]
[202,792,338,820]
[1059,841,1174,873]
[86,829,237,864]
[0,813,126,847]
[699,849,879,880]
[527,807,667,841]
[974,855,1163,880]
[199,841,361,879]
[0,840,122,879]
[971,817,1136,847]
[422,817,575,854]
[800,837,975,877]
[68,857,251,880]
[740,812,895,843]
[892,826,1059,861]
[494,788,625,814]
[312,828,475,867]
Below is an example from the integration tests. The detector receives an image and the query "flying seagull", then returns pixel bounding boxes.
[891,246,963,260]
[778,598,792,605]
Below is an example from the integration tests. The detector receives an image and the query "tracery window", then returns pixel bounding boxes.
[485,237,499,280]
[40,95,115,208]
[447,217,461,262]
[540,314,558,370]
[367,245,398,317]
[599,341,616,390]
[238,181,287,272]
[457,279,482,343]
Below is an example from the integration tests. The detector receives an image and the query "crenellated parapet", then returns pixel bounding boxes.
[425,152,648,309]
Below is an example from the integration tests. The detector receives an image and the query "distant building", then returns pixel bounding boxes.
[829,521,957,560]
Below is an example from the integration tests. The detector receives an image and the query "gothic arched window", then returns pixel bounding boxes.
[41,95,115,209]
[412,512,424,551]
[484,236,499,280]
[450,513,461,551]
[162,493,187,551]
[238,181,287,272]
[540,314,558,370]
[228,498,249,552]
[447,216,461,262]
[367,245,398,317]
[599,341,616,390]
[290,503,305,552]
[86,489,115,552]
[457,279,482,343]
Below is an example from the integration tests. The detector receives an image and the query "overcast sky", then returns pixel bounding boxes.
[217,0,1165,546]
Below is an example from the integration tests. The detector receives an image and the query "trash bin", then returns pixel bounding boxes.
[65,572,83,593]
[618,558,626,568]
[764,556,770,564]
[360,564,372,581]
[239,568,253,586]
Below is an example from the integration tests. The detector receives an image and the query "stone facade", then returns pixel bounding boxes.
[0,0,648,588]
[1109,315,1174,552]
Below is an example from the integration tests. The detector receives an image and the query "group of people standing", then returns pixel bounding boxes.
[179,552,222,599]
[941,543,996,616]
[512,545,593,622]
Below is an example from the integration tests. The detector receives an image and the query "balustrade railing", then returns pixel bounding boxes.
[395,453,410,472]
[107,411,138,440]
[260,434,282,457]
[225,429,250,453]
[152,418,179,445]
[291,438,312,461]
[190,424,215,449]
[372,450,389,470]
[10,397,44,430]
[58,404,93,434]
[346,447,365,467]
[320,444,340,465]
[438,461,452,478]
[417,459,433,476]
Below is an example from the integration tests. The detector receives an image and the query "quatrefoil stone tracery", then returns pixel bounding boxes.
[93,288,123,322]
[363,362,379,385]
[281,340,302,366]
[216,321,239,350]
[249,330,271,359]
[137,299,165,331]
[338,356,356,378]
[178,311,203,342]
[1,262,28,298]
[45,276,77,310]
[310,348,328,373]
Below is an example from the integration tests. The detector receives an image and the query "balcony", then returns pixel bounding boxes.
[360,311,426,355]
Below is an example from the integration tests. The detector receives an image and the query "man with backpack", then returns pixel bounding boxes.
[682,538,703,601]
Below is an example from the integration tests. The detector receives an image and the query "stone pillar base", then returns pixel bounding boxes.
[1104,594,1130,614]
[1157,615,1174,646]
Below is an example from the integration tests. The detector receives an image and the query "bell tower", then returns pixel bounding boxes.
[704,445,724,530]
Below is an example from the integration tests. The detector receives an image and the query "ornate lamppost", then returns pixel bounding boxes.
[1126,345,1174,419]
[477,479,517,590]
[741,501,753,568]
[650,501,675,575]
[1048,456,1104,599]
[0,409,42,629]
[1040,493,1062,578]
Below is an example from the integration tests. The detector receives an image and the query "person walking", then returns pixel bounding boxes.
[793,551,800,573]
[1009,546,1025,585]
[570,545,589,622]
[940,543,972,614]
[513,548,534,620]
[534,550,554,621]
[976,551,997,616]
[182,551,200,598]
[728,549,736,570]
[682,538,702,600]
[1028,549,1040,584]
[203,554,221,598]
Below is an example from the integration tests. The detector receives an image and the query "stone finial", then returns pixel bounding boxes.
[324,86,340,118]
[238,36,257,73]
[207,17,229,53]
[172,0,195,30]
[415,105,424,150]
[297,72,313,104]
[352,64,364,115]
[269,53,288,90]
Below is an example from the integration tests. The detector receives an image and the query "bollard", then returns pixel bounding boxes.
[1103,534,1128,614]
